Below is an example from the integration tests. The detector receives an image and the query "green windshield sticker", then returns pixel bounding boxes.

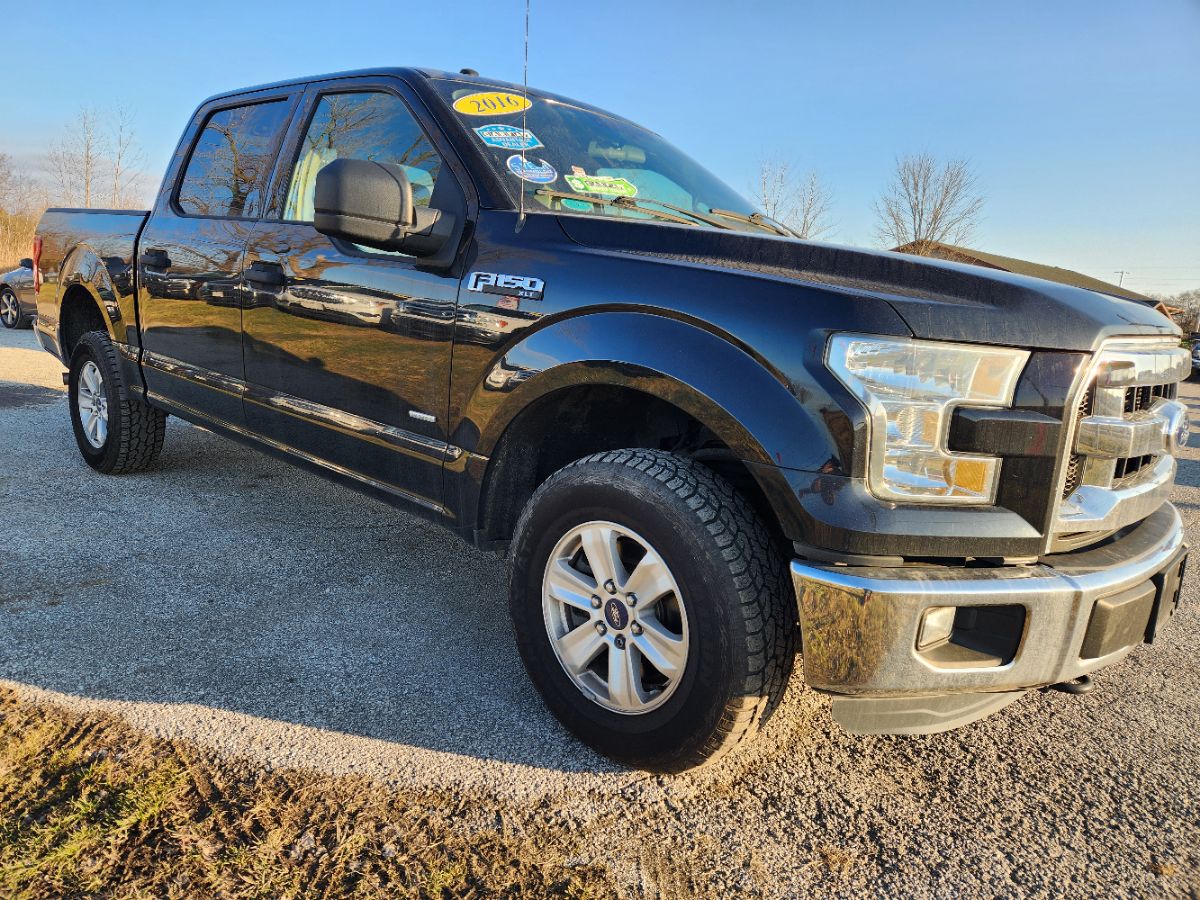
[564,174,638,198]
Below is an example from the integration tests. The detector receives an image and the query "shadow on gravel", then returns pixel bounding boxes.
[0,405,618,775]
[0,380,62,409]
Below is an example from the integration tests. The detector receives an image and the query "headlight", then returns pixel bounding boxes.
[827,334,1029,505]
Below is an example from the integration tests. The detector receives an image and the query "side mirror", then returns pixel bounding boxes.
[18,257,32,269]
[313,159,456,258]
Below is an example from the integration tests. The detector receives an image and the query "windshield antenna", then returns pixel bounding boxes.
[516,0,530,232]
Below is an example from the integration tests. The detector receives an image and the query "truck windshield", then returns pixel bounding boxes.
[432,79,780,235]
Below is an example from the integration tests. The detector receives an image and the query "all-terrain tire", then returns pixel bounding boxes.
[508,448,798,772]
[68,330,166,473]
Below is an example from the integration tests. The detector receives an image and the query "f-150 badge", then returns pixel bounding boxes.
[466,271,545,300]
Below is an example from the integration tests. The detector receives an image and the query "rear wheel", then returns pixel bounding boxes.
[0,289,26,329]
[508,449,797,772]
[68,330,166,473]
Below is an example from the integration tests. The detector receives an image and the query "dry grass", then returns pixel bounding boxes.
[0,688,615,899]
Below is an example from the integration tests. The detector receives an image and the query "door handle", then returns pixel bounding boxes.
[140,248,171,269]
[245,260,285,287]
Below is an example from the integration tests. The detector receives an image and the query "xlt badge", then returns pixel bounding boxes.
[466,271,545,300]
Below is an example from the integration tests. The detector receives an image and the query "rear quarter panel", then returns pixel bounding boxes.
[35,209,148,360]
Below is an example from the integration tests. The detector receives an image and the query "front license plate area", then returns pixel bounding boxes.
[1145,547,1188,644]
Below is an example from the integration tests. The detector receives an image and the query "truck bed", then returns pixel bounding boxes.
[34,208,150,361]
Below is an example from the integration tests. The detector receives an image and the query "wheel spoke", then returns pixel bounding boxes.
[607,643,646,709]
[623,548,674,603]
[579,524,624,588]
[633,615,687,680]
[545,559,597,613]
[555,623,606,674]
[95,416,107,445]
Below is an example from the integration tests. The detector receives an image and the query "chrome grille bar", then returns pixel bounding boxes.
[1052,339,1186,539]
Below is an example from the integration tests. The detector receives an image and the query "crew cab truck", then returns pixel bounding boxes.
[33,68,1190,771]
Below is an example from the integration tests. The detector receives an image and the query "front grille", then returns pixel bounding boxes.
[1052,339,1188,545]
[1113,382,1177,486]
[1062,386,1094,498]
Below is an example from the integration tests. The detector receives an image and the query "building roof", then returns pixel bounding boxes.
[890,241,1155,303]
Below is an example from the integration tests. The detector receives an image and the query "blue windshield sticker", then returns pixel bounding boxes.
[475,124,543,151]
[506,155,558,184]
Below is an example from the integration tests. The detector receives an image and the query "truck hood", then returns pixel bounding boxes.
[555,216,1177,352]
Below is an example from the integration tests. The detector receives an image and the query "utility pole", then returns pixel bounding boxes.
[1114,270,1130,287]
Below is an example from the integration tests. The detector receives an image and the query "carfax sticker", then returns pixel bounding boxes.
[452,91,531,116]
[564,174,638,197]
[506,155,557,184]
[474,123,543,150]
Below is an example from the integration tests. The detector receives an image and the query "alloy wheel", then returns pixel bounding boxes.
[76,360,109,448]
[541,521,690,715]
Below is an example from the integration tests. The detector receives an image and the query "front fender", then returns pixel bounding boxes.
[463,310,849,471]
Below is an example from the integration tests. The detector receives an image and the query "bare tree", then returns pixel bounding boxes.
[47,105,147,209]
[49,106,103,207]
[109,106,145,207]
[751,156,834,239]
[874,153,984,253]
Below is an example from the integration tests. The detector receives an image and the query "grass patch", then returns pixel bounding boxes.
[0,688,613,898]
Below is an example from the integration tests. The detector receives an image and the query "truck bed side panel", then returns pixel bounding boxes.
[34,208,149,362]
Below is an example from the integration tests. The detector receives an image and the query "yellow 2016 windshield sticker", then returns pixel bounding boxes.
[452,91,531,116]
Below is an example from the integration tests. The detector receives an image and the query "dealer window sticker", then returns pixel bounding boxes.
[452,91,532,116]
[506,155,558,184]
[564,174,638,198]
[474,123,543,151]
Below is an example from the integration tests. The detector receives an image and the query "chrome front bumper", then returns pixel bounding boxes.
[792,504,1186,734]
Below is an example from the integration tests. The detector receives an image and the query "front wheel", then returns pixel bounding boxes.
[508,449,797,772]
[68,330,166,473]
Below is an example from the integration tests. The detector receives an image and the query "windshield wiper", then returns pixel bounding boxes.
[708,208,796,238]
[535,189,731,230]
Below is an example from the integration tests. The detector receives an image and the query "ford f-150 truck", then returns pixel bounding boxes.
[33,67,1190,772]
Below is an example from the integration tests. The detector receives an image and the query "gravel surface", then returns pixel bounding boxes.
[2,324,1198,897]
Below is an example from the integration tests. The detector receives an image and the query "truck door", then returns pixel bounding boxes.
[239,81,461,512]
[137,92,297,426]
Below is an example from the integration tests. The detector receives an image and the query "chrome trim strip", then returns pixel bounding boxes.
[142,349,245,398]
[139,349,463,462]
[1094,345,1188,387]
[146,391,450,516]
[241,385,462,463]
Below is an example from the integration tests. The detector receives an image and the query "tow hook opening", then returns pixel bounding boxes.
[1045,674,1095,695]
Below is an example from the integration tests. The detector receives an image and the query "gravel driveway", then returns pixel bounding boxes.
[2,324,1198,897]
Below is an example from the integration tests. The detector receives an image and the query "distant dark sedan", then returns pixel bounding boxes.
[1,258,36,329]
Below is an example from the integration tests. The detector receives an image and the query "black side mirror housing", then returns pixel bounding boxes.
[18,257,32,269]
[313,159,457,260]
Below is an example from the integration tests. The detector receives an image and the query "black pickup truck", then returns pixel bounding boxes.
[33,67,1190,771]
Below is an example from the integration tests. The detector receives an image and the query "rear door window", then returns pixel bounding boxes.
[176,100,292,218]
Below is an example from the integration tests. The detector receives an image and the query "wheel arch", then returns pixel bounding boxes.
[460,311,839,546]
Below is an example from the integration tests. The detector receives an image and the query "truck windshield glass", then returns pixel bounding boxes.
[433,80,774,234]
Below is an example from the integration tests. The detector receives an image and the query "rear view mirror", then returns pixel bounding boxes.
[18,257,32,269]
[313,159,456,258]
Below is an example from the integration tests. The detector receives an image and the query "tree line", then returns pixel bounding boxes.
[0,106,151,268]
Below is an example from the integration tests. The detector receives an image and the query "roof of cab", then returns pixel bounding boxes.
[196,66,622,122]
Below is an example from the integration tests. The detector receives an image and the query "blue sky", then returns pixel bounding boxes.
[2,0,1197,295]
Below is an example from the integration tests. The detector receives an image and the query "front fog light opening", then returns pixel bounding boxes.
[916,604,1027,668]
[917,606,956,650]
